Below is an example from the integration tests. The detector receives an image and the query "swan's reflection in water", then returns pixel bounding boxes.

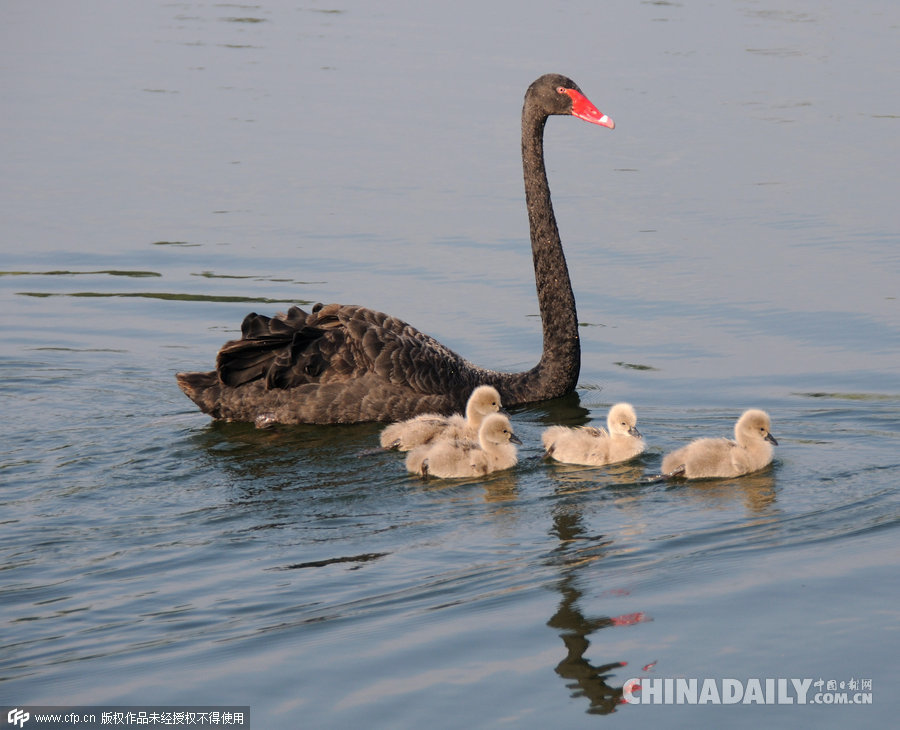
[677,470,777,513]
[546,505,632,714]
[548,573,630,714]
[192,409,777,718]
[416,470,520,503]
[543,458,778,715]
[543,459,648,489]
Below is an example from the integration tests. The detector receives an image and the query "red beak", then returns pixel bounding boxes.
[562,88,615,129]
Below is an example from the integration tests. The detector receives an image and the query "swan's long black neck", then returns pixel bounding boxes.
[512,104,580,401]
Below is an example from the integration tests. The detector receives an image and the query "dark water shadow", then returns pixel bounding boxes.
[667,469,778,514]
[184,419,387,496]
[512,391,590,426]
[545,495,642,715]
[17,291,307,304]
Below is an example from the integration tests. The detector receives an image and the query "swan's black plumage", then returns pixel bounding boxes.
[176,74,614,424]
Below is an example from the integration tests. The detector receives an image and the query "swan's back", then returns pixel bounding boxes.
[178,303,488,424]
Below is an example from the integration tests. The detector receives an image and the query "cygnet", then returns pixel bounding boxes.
[661,408,778,479]
[380,385,503,451]
[542,402,645,466]
[406,413,522,479]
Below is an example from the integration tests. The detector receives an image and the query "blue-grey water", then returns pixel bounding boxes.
[2,1,898,728]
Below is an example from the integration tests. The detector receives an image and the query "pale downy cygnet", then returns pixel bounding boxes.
[542,402,645,466]
[661,409,778,479]
[380,385,503,451]
[406,413,522,479]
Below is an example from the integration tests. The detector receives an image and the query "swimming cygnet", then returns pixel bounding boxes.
[405,413,522,479]
[379,385,503,451]
[542,402,645,466]
[661,408,778,479]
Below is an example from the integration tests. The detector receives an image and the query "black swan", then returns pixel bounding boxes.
[176,73,614,424]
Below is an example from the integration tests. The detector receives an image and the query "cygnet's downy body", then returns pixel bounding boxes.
[542,403,645,466]
[406,413,522,479]
[662,409,778,479]
[380,385,502,451]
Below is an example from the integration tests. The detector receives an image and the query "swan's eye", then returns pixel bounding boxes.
[556,86,566,94]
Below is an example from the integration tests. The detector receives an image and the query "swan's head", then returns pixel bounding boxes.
[466,385,503,419]
[479,413,523,447]
[527,74,614,129]
[735,409,778,446]
[607,402,641,438]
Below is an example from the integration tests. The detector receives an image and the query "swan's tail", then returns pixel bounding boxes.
[175,371,222,415]
[175,305,320,417]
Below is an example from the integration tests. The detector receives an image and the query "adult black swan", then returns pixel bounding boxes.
[176,73,614,424]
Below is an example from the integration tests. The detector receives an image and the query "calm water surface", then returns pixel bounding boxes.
[2,1,898,728]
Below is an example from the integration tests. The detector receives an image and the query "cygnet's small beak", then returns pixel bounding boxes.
[629,426,642,439]
[510,432,523,446]
[765,432,778,446]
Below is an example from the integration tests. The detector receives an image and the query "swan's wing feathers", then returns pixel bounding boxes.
[217,333,295,388]
[238,307,308,338]
[263,327,328,388]
[334,306,469,393]
[216,339,284,387]
[217,308,314,386]
[239,312,269,339]
[581,426,609,438]
[216,303,470,397]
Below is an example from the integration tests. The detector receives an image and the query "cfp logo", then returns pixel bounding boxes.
[7,709,29,728]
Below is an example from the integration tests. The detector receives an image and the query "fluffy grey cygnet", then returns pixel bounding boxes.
[380,385,502,451]
[661,409,778,479]
[406,413,522,479]
[542,403,645,466]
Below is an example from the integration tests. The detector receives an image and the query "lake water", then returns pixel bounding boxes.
[2,0,898,727]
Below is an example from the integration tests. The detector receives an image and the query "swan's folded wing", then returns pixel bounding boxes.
[216,303,470,394]
[215,307,310,387]
[580,426,609,438]
[214,316,287,387]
